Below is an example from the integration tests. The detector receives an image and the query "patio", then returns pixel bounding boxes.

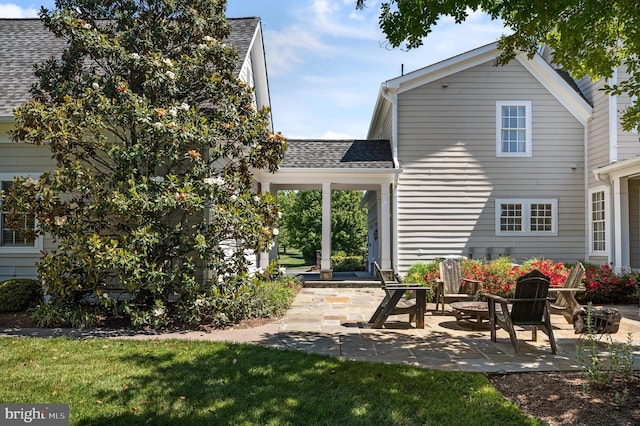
[278,287,640,373]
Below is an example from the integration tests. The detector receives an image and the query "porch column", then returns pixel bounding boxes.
[259,182,271,269]
[379,183,392,270]
[612,176,630,271]
[320,182,332,279]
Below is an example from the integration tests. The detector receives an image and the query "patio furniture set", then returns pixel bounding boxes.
[368,260,621,355]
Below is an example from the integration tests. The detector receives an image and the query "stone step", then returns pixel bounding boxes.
[302,280,379,288]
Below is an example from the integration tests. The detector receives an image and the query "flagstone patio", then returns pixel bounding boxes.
[278,287,640,373]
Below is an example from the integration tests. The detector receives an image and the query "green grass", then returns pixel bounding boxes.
[0,337,540,425]
[278,248,313,269]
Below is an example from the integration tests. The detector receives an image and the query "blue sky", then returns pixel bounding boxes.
[2,1,506,139]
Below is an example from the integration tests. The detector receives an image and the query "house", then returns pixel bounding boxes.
[361,42,639,275]
[2,17,639,281]
[258,41,640,277]
[0,17,271,281]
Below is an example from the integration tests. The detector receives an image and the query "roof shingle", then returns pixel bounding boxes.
[280,139,394,169]
[0,17,260,117]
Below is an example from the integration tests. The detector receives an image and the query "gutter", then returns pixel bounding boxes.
[381,83,399,169]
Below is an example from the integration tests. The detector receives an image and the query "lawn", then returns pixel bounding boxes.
[0,337,540,425]
[278,248,313,269]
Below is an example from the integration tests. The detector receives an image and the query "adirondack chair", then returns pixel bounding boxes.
[368,262,420,327]
[434,258,482,314]
[485,269,557,355]
[549,262,585,323]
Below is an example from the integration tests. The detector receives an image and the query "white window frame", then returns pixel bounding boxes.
[588,186,609,256]
[495,199,558,236]
[496,100,532,157]
[0,173,43,253]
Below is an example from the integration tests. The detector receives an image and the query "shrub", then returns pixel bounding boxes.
[253,276,302,318]
[400,262,435,301]
[579,263,639,304]
[172,275,260,329]
[30,300,70,328]
[0,278,42,312]
[421,257,638,304]
[174,267,302,329]
[331,254,366,272]
[405,261,438,284]
[518,258,568,286]
[29,299,98,329]
[462,256,520,298]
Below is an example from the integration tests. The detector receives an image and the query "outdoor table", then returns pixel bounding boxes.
[370,285,427,329]
[449,301,490,330]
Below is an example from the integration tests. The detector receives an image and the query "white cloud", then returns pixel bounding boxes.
[0,3,39,18]
[264,25,332,76]
[305,0,379,40]
[264,0,384,76]
[320,130,357,139]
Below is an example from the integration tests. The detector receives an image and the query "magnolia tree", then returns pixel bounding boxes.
[6,0,286,327]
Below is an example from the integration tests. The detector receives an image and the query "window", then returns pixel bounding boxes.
[496,101,532,157]
[496,199,557,235]
[0,177,41,252]
[589,188,608,254]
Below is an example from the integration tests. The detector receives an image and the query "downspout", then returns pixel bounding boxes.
[381,83,400,272]
[584,125,589,263]
[381,84,400,169]
[608,68,618,163]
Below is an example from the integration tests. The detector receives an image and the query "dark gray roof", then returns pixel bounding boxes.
[554,68,592,106]
[227,17,259,75]
[280,139,394,169]
[0,17,260,117]
[0,19,67,117]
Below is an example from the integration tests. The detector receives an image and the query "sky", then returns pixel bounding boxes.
[1,1,507,139]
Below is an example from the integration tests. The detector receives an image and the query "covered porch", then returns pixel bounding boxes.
[595,157,640,272]
[253,139,398,279]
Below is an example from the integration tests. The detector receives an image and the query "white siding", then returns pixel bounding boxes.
[580,77,611,187]
[0,122,57,279]
[613,66,640,161]
[368,97,393,141]
[395,60,586,273]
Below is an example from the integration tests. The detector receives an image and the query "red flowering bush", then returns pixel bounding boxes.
[421,257,639,304]
[422,264,440,287]
[519,258,568,287]
[463,257,520,298]
[578,263,639,304]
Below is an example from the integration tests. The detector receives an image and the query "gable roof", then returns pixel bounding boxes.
[0,17,261,118]
[371,42,592,129]
[279,139,394,169]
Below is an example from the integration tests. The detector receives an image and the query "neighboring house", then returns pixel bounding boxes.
[362,42,640,275]
[0,17,271,281]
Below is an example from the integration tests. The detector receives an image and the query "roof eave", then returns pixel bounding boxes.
[515,54,592,126]
[388,42,500,94]
[595,156,640,178]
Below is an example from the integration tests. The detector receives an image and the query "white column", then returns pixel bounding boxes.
[321,183,332,276]
[613,176,629,271]
[379,183,392,270]
[259,182,271,269]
